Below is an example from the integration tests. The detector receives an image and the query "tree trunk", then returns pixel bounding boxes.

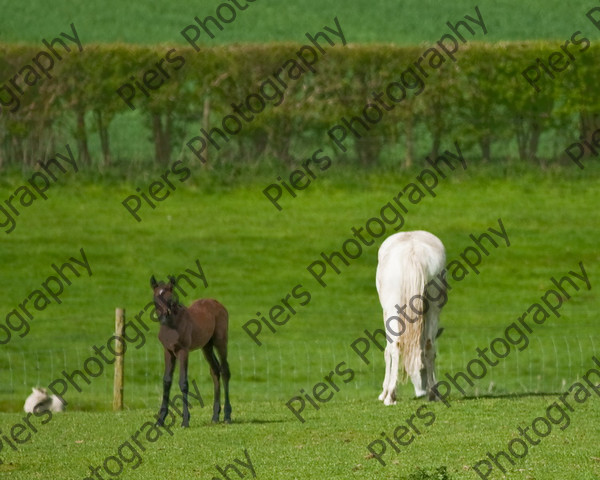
[527,120,542,163]
[404,115,414,168]
[76,110,91,167]
[355,135,382,167]
[430,134,441,161]
[515,116,528,161]
[202,98,211,164]
[152,114,171,165]
[479,135,491,162]
[95,110,111,167]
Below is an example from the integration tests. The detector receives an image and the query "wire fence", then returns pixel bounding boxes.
[1,331,597,411]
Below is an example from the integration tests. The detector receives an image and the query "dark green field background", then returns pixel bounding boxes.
[2,1,600,44]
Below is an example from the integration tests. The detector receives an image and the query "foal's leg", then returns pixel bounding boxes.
[201,344,222,423]
[157,350,176,425]
[215,343,232,423]
[178,349,191,427]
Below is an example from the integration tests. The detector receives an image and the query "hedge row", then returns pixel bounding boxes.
[0,42,598,169]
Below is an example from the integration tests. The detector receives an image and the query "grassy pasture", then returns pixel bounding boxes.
[0,166,598,479]
[3,397,600,479]
[0,0,599,478]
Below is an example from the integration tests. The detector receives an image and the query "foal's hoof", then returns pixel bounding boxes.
[224,418,232,424]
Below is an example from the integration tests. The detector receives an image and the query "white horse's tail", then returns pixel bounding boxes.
[395,253,426,381]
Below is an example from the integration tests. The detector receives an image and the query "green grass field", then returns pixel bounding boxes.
[0,166,598,479]
[4,397,600,479]
[0,0,599,479]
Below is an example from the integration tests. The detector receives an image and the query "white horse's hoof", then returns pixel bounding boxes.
[413,387,427,398]
[383,397,396,406]
[378,392,386,401]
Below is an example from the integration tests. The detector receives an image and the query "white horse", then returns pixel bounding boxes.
[24,387,65,414]
[376,230,446,404]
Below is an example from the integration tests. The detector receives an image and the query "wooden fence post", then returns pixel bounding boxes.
[113,308,125,411]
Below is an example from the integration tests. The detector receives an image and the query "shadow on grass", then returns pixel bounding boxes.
[231,417,291,424]
[193,416,293,426]
[460,391,569,400]
[402,391,568,404]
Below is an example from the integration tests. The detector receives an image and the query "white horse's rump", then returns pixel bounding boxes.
[376,230,446,405]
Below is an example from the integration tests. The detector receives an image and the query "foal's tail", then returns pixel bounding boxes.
[396,253,426,381]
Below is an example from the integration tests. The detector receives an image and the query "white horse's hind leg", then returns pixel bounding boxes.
[382,343,400,405]
[408,343,427,398]
[378,342,393,401]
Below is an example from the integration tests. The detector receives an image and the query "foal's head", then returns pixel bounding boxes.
[150,275,179,326]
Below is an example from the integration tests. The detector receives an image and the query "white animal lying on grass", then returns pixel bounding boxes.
[23,387,65,413]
